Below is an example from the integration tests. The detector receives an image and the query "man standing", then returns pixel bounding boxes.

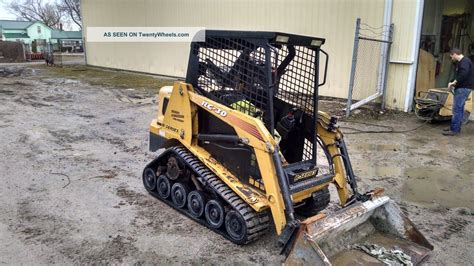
[443,48,474,136]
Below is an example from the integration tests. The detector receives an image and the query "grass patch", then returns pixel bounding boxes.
[36,65,176,90]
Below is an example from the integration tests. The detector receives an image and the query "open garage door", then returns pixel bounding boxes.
[415,0,474,121]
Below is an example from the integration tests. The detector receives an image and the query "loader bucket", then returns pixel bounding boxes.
[286,196,433,265]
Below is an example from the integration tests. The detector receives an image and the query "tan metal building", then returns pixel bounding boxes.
[81,0,474,112]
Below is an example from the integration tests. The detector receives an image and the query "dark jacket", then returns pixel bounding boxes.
[454,56,474,89]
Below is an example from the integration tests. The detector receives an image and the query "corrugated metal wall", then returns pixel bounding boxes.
[82,0,420,110]
[386,0,420,110]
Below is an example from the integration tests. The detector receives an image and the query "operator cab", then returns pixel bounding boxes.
[186,30,332,193]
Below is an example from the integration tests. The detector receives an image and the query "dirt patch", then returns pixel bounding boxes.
[35,65,176,91]
[402,167,474,209]
[91,170,118,179]
[68,235,139,264]
[14,96,53,108]
[16,198,141,265]
[0,66,36,77]
[49,129,87,143]
[13,198,76,247]
[0,89,15,95]
[318,96,407,121]
[77,114,96,119]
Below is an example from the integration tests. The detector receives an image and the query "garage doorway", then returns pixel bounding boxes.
[416,0,474,96]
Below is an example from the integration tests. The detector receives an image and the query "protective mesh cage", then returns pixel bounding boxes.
[272,46,317,161]
[190,36,318,162]
[272,46,317,114]
[193,37,269,119]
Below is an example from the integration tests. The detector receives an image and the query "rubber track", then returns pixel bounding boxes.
[146,146,270,244]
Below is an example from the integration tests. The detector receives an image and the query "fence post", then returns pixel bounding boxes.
[346,18,361,118]
[22,43,26,61]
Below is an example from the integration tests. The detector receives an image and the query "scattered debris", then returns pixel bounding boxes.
[90,170,117,179]
[0,67,35,77]
[352,243,413,265]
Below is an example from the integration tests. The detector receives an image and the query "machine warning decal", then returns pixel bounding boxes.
[201,101,227,117]
[171,110,185,122]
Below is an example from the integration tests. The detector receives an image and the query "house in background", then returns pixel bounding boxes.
[51,30,84,53]
[0,20,52,52]
[0,20,84,53]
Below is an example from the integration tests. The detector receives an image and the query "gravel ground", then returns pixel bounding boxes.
[0,65,472,265]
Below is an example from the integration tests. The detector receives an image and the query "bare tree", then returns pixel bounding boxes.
[58,0,81,30]
[7,0,63,29]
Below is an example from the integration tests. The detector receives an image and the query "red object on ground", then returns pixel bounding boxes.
[26,53,44,60]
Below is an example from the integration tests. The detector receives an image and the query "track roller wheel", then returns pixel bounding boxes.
[156,175,172,199]
[166,156,183,180]
[171,182,190,208]
[225,210,247,243]
[205,199,225,228]
[187,191,207,218]
[143,168,157,192]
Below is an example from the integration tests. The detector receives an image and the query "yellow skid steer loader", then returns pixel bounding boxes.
[143,30,433,264]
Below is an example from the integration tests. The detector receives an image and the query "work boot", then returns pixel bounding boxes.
[443,127,451,132]
[442,130,459,136]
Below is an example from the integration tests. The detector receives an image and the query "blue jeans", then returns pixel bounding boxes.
[451,87,471,133]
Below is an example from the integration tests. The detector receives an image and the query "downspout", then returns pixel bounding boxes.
[404,0,425,112]
[378,0,393,109]
[80,0,87,65]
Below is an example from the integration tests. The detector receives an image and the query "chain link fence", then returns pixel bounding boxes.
[346,18,394,117]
